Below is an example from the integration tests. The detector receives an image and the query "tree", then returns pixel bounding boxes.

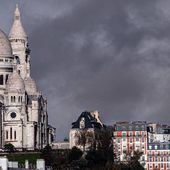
[68,146,83,162]
[128,151,144,170]
[41,144,54,166]
[75,129,94,152]
[4,143,15,153]
[94,128,114,161]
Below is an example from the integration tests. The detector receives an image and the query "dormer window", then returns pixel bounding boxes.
[80,117,85,129]
[15,56,20,64]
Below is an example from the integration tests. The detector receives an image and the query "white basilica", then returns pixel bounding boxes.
[0,5,55,150]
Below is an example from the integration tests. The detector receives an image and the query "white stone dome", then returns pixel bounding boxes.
[7,69,25,92]
[24,76,38,95]
[0,29,12,56]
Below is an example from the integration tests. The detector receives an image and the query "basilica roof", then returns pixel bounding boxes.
[7,69,25,92]
[24,76,38,95]
[0,29,12,57]
[9,5,27,40]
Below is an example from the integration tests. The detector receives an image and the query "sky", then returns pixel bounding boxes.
[0,0,170,140]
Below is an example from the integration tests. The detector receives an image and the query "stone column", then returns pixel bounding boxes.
[0,157,8,170]
[36,159,45,170]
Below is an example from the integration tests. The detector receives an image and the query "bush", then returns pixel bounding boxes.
[85,150,106,167]
[4,143,15,153]
[41,145,53,166]
[68,146,83,162]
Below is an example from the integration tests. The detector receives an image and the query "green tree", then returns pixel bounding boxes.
[75,129,94,152]
[94,128,114,161]
[4,143,15,153]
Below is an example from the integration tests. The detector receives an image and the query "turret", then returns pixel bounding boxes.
[9,4,27,41]
[9,4,30,79]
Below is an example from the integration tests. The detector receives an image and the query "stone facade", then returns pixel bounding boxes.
[69,110,103,150]
[0,5,55,150]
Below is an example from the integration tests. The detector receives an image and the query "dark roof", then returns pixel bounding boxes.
[71,111,102,129]
[114,121,147,131]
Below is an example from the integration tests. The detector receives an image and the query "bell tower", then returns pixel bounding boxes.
[9,4,31,79]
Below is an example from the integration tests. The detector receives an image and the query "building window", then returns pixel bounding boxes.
[123,137,126,141]
[5,74,8,83]
[18,70,20,75]
[11,96,13,103]
[130,145,133,150]
[79,117,85,129]
[6,131,8,140]
[149,157,152,162]
[18,96,20,102]
[161,163,163,168]
[130,138,132,143]
[142,144,145,149]
[14,131,16,140]
[10,127,12,140]
[11,96,16,103]
[0,75,3,85]
[10,112,16,119]
[130,132,133,137]
[15,56,20,64]
[155,157,158,162]
[142,137,144,142]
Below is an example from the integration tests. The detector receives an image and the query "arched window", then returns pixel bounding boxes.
[18,70,20,75]
[6,131,8,140]
[14,131,16,140]
[21,96,23,103]
[5,74,8,83]
[14,96,16,103]
[15,56,20,64]
[18,96,20,102]
[10,127,12,139]
[11,96,13,103]
[0,75,3,85]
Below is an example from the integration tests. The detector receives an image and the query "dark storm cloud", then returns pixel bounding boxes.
[1,0,170,139]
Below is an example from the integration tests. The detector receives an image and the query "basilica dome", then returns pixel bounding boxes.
[24,76,38,95]
[0,29,12,56]
[7,69,25,92]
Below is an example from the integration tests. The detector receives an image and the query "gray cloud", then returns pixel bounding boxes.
[1,0,170,139]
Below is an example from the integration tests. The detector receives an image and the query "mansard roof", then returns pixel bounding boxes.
[114,121,147,131]
[71,111,103,129]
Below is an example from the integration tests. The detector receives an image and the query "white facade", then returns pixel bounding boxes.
[0,5,55,150]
